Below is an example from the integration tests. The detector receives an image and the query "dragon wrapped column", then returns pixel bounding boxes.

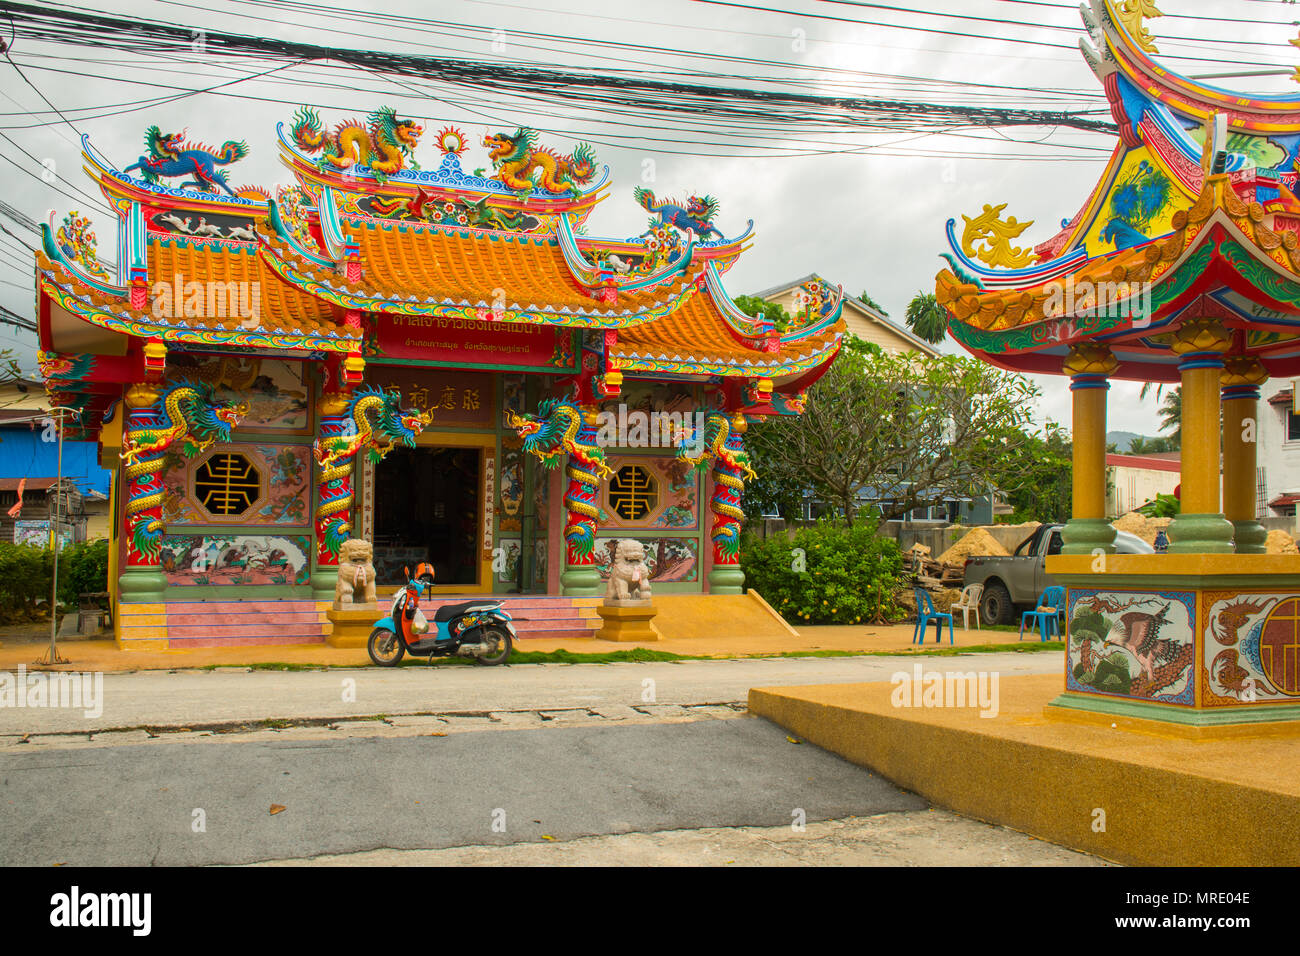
[676,411,755,595]
[312,391,357,581]
[311,387,432,598]
[507,396,612,597]
[121,388,167,579]
[117,381,246,602]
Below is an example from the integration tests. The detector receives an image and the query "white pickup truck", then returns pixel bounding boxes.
[961,523,1154,625]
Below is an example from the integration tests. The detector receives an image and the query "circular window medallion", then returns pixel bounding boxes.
[1260,598,1300,696]
[194,452,261,517]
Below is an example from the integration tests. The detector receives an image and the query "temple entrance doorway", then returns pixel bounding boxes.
[373,446,481,588]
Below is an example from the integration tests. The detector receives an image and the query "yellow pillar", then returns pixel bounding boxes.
[1061,344,1117,555]
[1167,318,1234,553]
[1221,356,1268,553]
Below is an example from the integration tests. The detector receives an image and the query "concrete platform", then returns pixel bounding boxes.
[749,673,1300,866]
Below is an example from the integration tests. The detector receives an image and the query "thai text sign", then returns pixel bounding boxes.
[376,315,577,370]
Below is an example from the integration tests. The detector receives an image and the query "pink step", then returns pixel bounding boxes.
[166,611,325,626]
[167,623,329,639]
[167,635,327,647]
[513,628,599,641]
[164,601,320,613]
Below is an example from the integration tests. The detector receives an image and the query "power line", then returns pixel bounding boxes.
[0,0,1119,133]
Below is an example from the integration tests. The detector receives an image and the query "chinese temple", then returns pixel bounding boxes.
[35,111,844,648]
[935,0,1300,726]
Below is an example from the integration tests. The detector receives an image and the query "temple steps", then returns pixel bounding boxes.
[119,600,330,648]
[421,595,601,640]
[117,595,602,648]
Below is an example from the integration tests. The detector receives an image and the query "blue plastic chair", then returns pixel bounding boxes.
[913,589,954,645]
[1020,586,1065,641]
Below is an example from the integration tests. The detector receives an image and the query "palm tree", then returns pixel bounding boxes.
[1157,387,1181,447]
[905,292,948,344]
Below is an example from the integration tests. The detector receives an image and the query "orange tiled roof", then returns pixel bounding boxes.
[611,291,842,373]
[148,236,341,332]
[261,217,706,320]
[38,235,354,346]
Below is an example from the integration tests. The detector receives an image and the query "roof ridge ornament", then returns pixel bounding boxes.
[1114,0,1163,55]
[960,203,1037,269]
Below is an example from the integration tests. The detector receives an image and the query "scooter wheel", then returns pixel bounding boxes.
[368,628,406,667]
[473,627,513,666]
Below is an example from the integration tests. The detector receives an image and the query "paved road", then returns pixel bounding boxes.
[0,653,1099,866]
[0,652,1060,734]
[0,716,1097,867]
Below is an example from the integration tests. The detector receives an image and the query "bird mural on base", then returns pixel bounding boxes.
[1103,603,1181,683]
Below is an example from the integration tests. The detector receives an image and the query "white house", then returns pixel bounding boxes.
[1258,380,1300,517]
[1106,452,1180,516]
[753,275,941,357]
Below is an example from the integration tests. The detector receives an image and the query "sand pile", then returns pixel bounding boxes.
[938,527,1010,565]
[1111,511,1150,541]
[895,587,963,617]
[1110,512,1173,545]
[1266,530,1299,554]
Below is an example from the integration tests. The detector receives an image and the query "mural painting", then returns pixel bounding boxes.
[495,537,522,585]
[499,436,525,534]
[594,536,698,584]
[157,533,311,586]
[1202,591,1300,706]
[165,355,310,432]
[1066,588,1196,706]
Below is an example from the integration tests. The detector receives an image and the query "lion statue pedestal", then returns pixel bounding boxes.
[595,539,658,642]
[326,538,380,648]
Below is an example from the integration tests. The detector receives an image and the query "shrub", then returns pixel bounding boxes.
[740,515,903,625]
[0,539,111,623]
[59,538,111,605]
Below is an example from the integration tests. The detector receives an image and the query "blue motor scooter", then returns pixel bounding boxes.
[367,563,516,667]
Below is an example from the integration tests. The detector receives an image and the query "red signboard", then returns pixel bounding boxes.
[375,315,577,371]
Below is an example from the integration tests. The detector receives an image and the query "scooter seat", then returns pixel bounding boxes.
[431,600,501,623]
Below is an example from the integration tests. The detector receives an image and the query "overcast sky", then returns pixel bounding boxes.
[2,0,1296,437]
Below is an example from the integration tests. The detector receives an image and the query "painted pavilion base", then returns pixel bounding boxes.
[1045,554,1300,725]
[325,606,377,648]
[594,602,659,642]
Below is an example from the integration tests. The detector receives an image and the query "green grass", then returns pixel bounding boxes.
[195,641,1062,671]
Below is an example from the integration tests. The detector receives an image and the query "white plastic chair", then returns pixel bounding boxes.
[952,583,983,631]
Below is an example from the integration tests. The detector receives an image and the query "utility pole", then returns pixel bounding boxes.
[35,406,76,666]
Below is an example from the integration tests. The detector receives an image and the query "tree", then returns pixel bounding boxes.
[904,291,948,344]
[744,336,1038,524]
[983,421,1073,524]
[1157,387,1181,447]
[732,294,793,333]
[1128,434,1175,455]
[857,291,888,315]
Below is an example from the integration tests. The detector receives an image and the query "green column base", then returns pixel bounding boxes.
[311,567,338,602]
[561,565,602,597]
[1231,519,1267,555]
[708,564,745,595]
[1167,512,1235,554]
[119,566,166,603]
[1060,517,1116,555]
[1052,692,1300,727]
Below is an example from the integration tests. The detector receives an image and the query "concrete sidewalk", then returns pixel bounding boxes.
[0,621,1047,672]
